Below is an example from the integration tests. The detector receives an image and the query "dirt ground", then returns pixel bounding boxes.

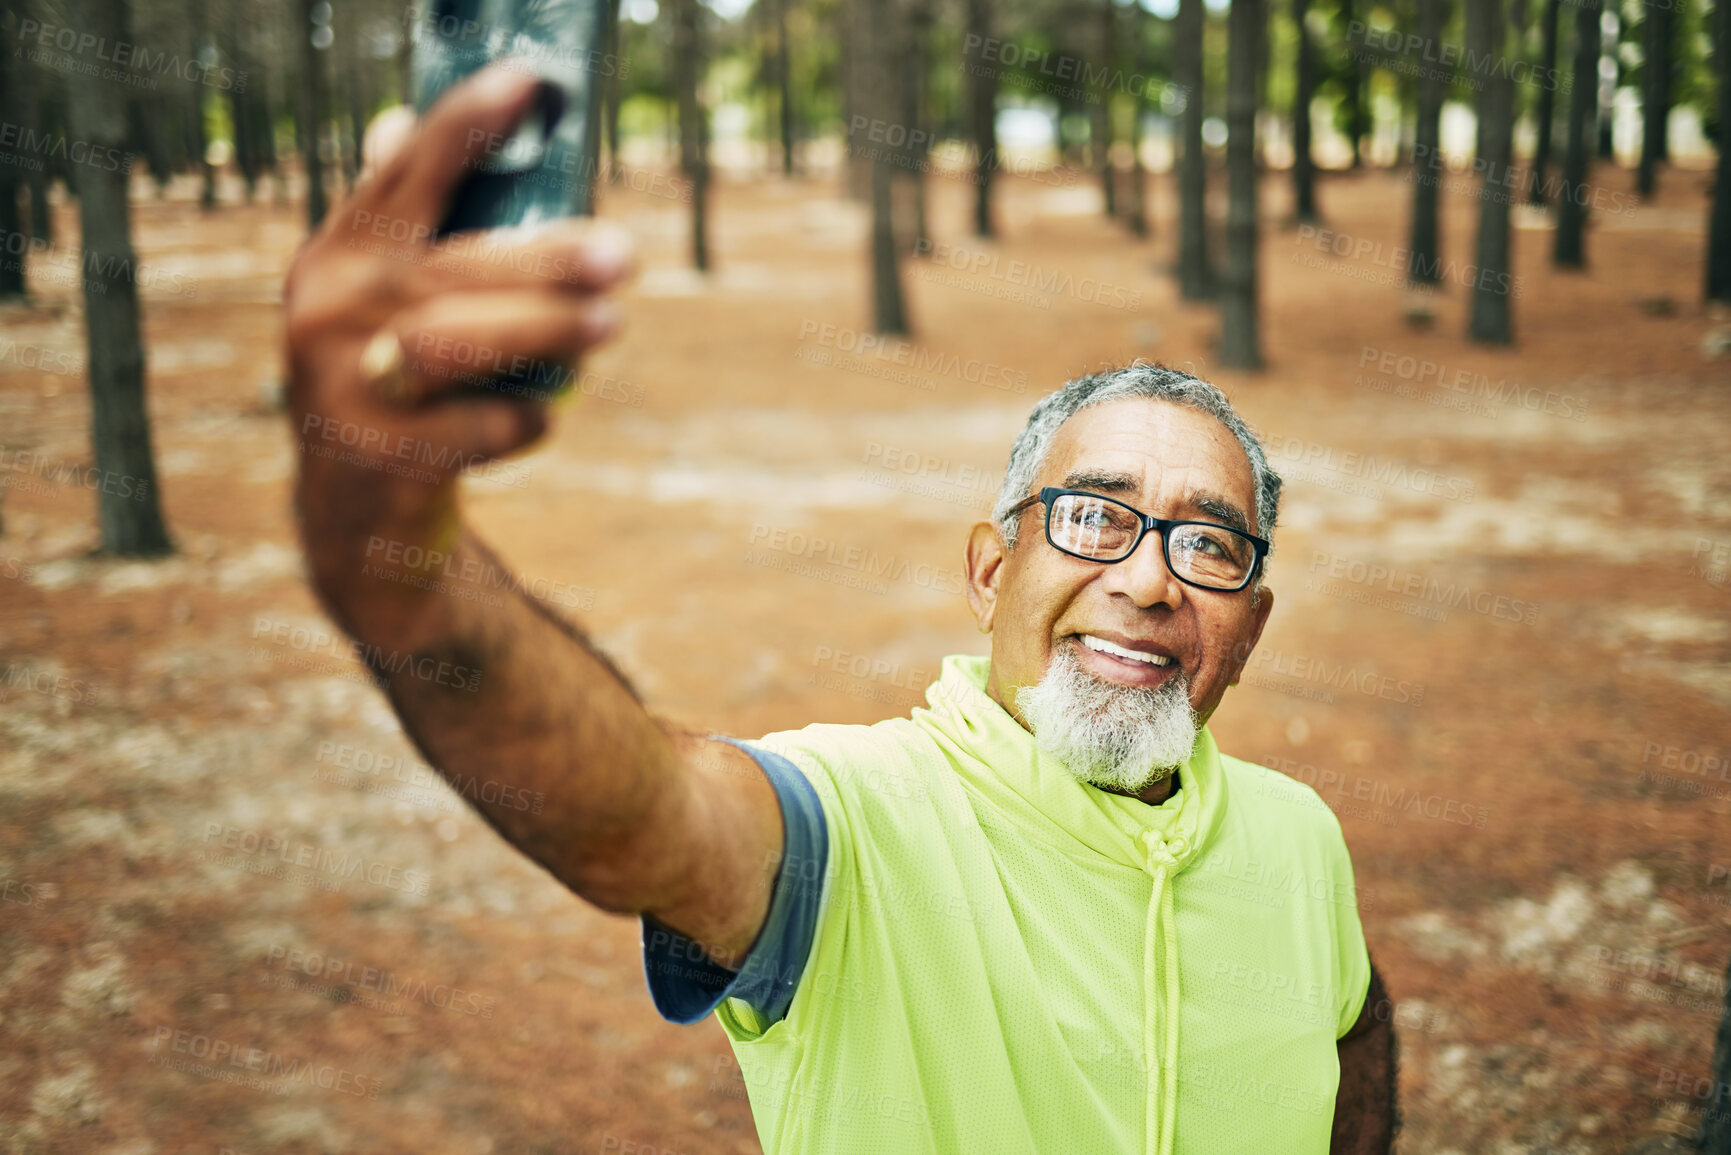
[1,150,1728,1155]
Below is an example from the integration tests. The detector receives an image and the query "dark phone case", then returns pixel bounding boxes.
[411,0,610,396]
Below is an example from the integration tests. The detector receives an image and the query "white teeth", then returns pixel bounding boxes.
[1081,634,1172,666]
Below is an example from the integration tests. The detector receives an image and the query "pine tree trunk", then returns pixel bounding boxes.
[1701,954,1731,1152]
[1408,0,1447,285]
[1341,0,1362,167]
[674,0,710,270]
[1637,0,1672,196]
[1706,0,1731,301]
[1176,0,1211,298]
[605,0,623,182]
[1555,0,1598,267]
[1128,0,1149,237]
[1292,0,1318,222]
[1597,10,1617,158]
[1097,0,1116,216]
[1526,0,1561,205]
[776,0,795,175]
[965,0,996,237]
[64,0,172,556]
[863,0,907,332]
[1220,0,1263,368]
[1468,0,1515,344]
[900,0,932,254]
[0,6,24,300]
[298,0,330,228]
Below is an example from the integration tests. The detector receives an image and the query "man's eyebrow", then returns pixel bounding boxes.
[1060,470,1140,493]
[1190,491,1253,535]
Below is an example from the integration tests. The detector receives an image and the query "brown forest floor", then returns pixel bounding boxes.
[1,155,1728,1155]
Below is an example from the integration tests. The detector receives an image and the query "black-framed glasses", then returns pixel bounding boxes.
[1006,487,1270,592]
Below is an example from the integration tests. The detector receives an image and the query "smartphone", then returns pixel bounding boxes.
[411,0,611,395]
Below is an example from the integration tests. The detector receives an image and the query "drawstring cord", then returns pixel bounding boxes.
[1140,831,1186,1155]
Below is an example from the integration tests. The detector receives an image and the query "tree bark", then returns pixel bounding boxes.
[1408,0,1447,286]
[1097,0,1117,216]
[0,2,25,300]
[1597,9,1617,158]
[863,0,907,332]
[901,0,932,253]
[1292,0,1318,222]
[298,0,331,228]
[1701,953,1731,1153]
[673,0,710,270]
[1341,0,1362,167]
[1637,0,1673,196]
[1175,0,1211,297]
[1128,0,1149,237]
[965,0,996,237]
[1220,0,1263,368]
[1526,0,1561,205]
[776,0,795,175]
[64,0,172,556]
[1468,0,1515,344]
[1555,0,1599,267]
[1706,0,1731,301]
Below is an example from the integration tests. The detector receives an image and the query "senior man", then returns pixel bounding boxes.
[287,65,1395,1155]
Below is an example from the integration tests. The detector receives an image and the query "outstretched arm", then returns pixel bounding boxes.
[284,64,782,968]
[1331,963,1398,1154]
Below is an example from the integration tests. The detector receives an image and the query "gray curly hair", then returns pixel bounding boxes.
[990,361,1283,583]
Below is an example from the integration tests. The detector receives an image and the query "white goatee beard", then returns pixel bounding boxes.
[1015,643,1199,794]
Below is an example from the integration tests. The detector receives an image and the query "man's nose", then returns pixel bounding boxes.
[1096,530,1185,609]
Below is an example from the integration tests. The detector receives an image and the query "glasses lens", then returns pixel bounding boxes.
[1049,494,1142,560]
[1168,523,1255,589]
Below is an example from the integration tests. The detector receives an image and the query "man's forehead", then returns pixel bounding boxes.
[1040,398,1256,502]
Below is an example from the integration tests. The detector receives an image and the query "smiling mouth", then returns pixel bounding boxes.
[1079,634,1173,667]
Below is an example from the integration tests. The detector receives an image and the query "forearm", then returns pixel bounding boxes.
[1331,966,1399,1155]
[308,518,688,911]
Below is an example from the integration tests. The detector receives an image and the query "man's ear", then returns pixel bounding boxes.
[1227,584,1275,686]
[964,521,1008,634]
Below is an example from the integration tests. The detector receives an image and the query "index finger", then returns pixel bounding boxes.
[374,64,549,232]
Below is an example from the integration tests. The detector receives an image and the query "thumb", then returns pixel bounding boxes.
[361,105,419,183]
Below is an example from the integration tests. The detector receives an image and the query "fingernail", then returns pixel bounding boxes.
[584,224,635,280]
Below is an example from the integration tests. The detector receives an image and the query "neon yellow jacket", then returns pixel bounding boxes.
[720,655,1371,1154]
